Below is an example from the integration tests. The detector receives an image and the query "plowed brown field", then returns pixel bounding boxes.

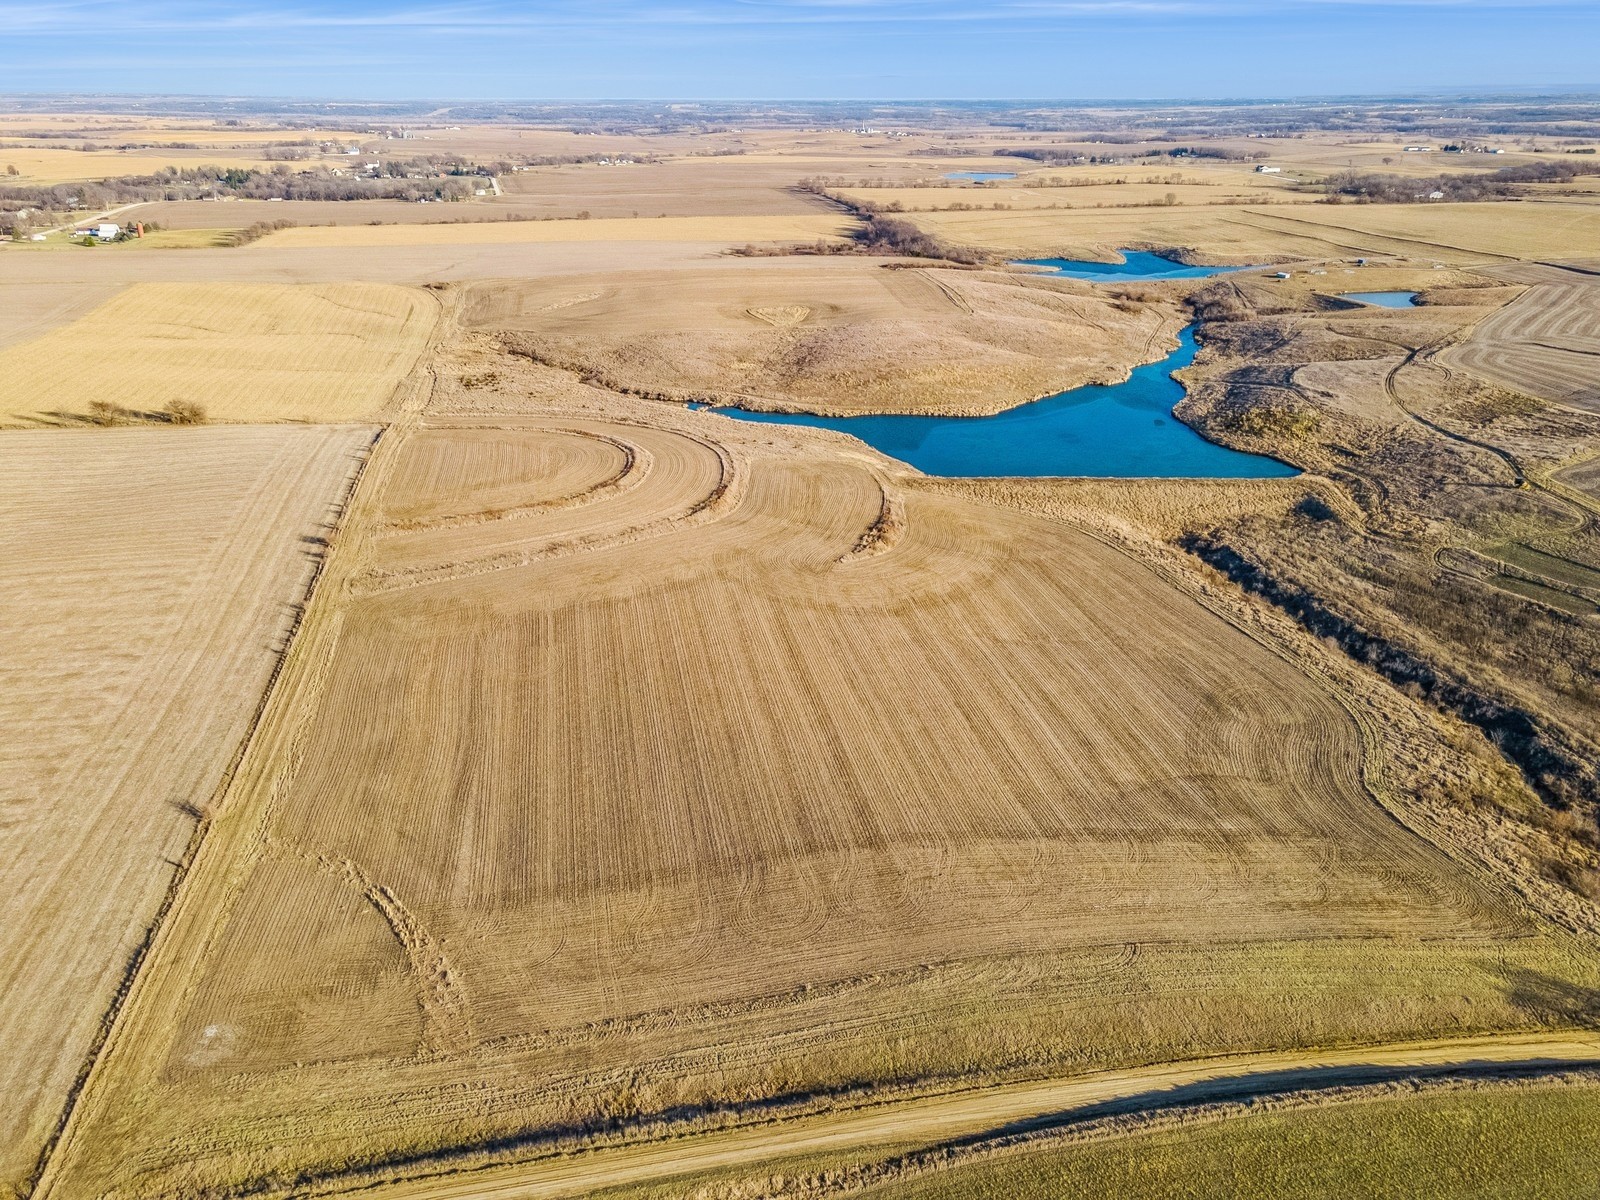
[41,392,1536,1199]
[1448,278,1600,412]
[0,424,372,1194]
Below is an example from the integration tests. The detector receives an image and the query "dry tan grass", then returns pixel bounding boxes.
[0,282,438,425]
[261,214,851,249]
[0,424,371,1196]
[471,261,1182,415]
[1447,275,1600,412]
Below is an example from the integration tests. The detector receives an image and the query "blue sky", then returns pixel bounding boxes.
[1,1,1596,99]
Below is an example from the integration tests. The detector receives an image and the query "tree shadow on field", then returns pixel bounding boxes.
[1499,966,1600,1026]
[16,405,185,428]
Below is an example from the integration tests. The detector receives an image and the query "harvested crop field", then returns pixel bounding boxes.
[471,261,1181,415]
[495,157,836,217]
[1447,277,1600,412]
[0,424,371,1195]
[907,201,1600,264]
[43,396,1541,1198]
[0,281,123,350]
[0,282,438,425]
[0,146,280,184]
[260,213,851,249]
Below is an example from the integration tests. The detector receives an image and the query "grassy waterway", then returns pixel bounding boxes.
[699,325,1298,478]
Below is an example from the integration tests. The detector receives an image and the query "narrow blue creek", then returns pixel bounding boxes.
[1342,291,1419,308]
[698,326,1297,479]
[946,171,1016,182]
[1018,251,1249,283]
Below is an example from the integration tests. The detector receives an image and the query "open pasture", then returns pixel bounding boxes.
[470,261,1181,415]
[0,281,437,425]
[0,424,371,1197]
[1447,277,1600,412]
[42,391,1546,1198]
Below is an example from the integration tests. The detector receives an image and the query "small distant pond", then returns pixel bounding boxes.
[1342,291,1419,308]
[1018,250,1250,282]
[946,171,1015,182]
[696,326,1298,479]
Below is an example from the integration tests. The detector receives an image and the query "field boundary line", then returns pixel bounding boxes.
[300,1032,1600,1200]
[29,287,455,1200]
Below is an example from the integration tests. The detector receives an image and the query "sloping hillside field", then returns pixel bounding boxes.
[41,400,1554,1198]
[0,425,371,1193]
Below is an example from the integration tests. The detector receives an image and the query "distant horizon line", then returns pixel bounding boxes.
[3,87,1600,108]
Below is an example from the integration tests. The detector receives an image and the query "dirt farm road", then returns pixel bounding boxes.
[341,1032,1600,1200]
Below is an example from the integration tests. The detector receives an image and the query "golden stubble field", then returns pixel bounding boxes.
[39,335,1585,1197]
[0,282,439,425]
[0,424,373,1196]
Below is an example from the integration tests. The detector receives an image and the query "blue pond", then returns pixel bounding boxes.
[1018,251,1248,282]
[699,326,1298,479]
[1342,291,1419,308]
[946,171,1016,182]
